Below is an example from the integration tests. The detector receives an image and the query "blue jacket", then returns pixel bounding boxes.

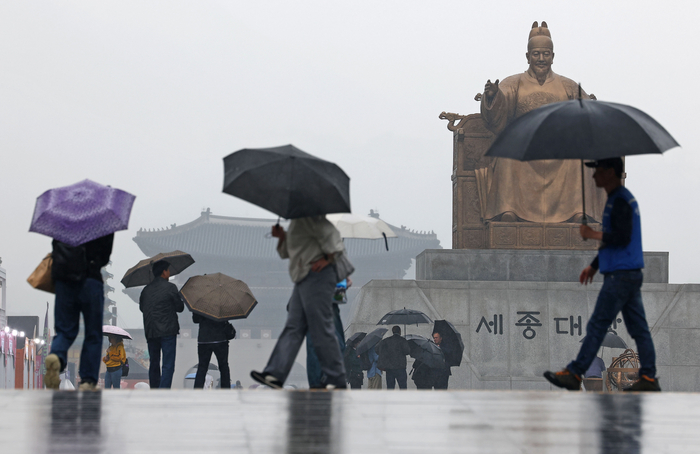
[598,186,644,273]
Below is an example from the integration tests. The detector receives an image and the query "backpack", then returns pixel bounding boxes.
[121,358,130,378]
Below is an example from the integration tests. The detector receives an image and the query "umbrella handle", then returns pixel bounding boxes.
[383,232,389,251]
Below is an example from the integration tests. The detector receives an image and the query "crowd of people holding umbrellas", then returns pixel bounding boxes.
[27,91,679,392]
[345,311,464,390]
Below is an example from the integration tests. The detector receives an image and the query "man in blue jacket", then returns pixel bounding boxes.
[544,158,660,392]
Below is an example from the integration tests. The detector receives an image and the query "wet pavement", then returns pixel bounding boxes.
[1,389,699,453]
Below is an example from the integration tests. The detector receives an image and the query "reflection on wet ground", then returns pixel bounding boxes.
[1,389,699,453]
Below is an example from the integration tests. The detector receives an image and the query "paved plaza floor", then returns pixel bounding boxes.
[1,389,699,453]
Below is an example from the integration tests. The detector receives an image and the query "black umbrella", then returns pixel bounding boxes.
[222,144,351,219]
[485,97,679,222]
[121,250,195,288]
[356,328,387,355]
[580,331,628,349]
[405,334,445,370]
[432,320,465,367]
[377,308,432,326]
[346,332,366,348]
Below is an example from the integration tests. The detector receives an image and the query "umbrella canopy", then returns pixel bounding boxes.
[121,251,195,288]
[326,213,397,251]
[30,179,136,246]
[405,334,445,370]
[356,328,387,355]
[485,99,680,161]
[377,308,432,326]
[180,273,257,321]
[102,325,132,340]
[432,320,465,367]
[346,332,366,348]
[580,331,628,349]
[223,144,351,219]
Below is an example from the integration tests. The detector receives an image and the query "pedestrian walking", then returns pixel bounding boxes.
[103,334,126,389]
[366,346,382,389]
[377,326,410,389]
[251,216,350,389]
[431,331,456,389]
[139,260,184,389]
[344,338,364,389]
[44,234,114,390]
[192,313,234,390]
[544,158,660,392]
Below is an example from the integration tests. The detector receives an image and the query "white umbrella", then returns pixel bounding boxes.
[102,325,133,340]
[326,213,397,250]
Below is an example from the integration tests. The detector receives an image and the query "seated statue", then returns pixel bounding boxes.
[478,21,606,223]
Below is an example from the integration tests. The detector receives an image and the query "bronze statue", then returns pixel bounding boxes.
[479,21,605,223]
[443,22,607,250]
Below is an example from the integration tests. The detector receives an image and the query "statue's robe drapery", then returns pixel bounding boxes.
[479,70,606,223]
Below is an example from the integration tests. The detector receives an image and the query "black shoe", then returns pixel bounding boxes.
[543,369,581,391]
[624,375,661,392]
[250,371,283,389]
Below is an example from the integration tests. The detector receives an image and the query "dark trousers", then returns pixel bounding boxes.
[433,371,450,389]
[306,304,346,388]
[195,341,231,389]
[385,369,408,389]
[147,335,177,389]
[568,270,656,378]
[50,278,104,384]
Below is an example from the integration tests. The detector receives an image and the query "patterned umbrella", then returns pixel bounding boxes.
[121,251,195,288]
[30,179,136,246]
[102,325,132,340]
[180,273,257,321]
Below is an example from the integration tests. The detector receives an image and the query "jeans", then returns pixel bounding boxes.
[385,369,408,389]
[104,368,122,389]
[568,270,656,378]
[195,341,230,389]
[306,304,346,388]
[264,266,346,386]
[50,278,105,384]
[147,335,177,388]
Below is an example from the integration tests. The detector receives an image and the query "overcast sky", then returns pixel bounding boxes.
[1,0,698,329]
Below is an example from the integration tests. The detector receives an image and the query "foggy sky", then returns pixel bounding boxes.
[1,0,698,329]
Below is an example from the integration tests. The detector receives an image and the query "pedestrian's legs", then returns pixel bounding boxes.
[105,368,122,389]
[301,267,346,386]
[50,280,82,371]
[159,335,177,388]
[332,304,346,354]
[104,370,113,389]
[147,337,162,389]
[385,369,397,389]
[194,343,214,389]
[619,272,657,378]
[305,332,323,388]
[78,278,105,384]
[263,285,308,382]
[213,341,231,389]
[567,274,627,377]
[367,374,382,389]
[397,369,408,389]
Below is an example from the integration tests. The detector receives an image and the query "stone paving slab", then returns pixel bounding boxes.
[1,389,700,453]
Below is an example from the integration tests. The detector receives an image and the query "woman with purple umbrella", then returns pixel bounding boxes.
[30,179,135,391]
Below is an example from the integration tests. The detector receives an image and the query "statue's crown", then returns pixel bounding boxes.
[528,21,551,40]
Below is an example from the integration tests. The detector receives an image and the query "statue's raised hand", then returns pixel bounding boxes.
[484,79,499,101]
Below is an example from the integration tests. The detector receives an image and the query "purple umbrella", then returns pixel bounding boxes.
[30,179,136,246]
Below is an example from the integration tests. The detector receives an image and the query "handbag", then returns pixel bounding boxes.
[333,250,355,283]
[225,323,236,340]
[121,358,130,377]
[27,253,55,294]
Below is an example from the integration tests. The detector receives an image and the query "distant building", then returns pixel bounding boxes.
[127,209,440,338]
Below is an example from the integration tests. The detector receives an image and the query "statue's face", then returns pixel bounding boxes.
[526,47,554,76]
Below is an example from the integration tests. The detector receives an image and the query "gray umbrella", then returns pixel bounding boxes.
[356,328,387,355]
[121,250,195,288]
[222,144,351,219]
[405,334,445,369]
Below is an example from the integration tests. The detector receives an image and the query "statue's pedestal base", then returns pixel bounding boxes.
[485,221,599,250]
[416,249,669,284]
